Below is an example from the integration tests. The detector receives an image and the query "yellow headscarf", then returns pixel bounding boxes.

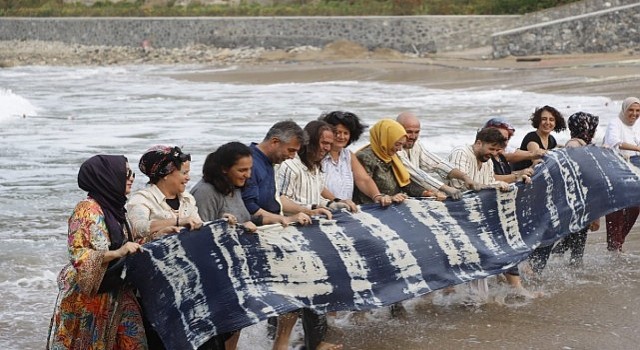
[369,119,411,187]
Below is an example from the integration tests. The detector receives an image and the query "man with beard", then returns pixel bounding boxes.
[447,127,510,303]
[396,111,483,199]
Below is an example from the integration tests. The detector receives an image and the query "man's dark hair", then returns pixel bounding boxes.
[319,111,367,146]
[202,142,252,195]
[299,120,334,171]
[475,127,507,148]
[530,105,567,132]
[263,120,306,144]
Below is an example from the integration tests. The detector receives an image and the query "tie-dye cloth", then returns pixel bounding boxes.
[125,146,640,350]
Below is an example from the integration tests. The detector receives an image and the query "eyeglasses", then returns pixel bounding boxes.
[127,169,135,179]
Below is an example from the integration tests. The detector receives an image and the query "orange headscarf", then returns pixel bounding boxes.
[369,119,411,187]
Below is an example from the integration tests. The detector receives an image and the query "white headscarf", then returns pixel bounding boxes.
[619,97,640,125]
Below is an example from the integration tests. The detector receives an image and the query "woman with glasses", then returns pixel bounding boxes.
[319,111,393,207]
[47,155,146,349]
[127,145,204,349]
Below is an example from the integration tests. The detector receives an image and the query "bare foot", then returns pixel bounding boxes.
[316,341,343,350]
[511,286,544,299]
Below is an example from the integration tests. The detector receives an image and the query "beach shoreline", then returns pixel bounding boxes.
[2,40,639,100]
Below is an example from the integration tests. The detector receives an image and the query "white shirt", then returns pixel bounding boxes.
[447,145,496,189]
[603,116,640,158]
[278,155,326,209]
[322,148,354,200]
[398,141,454,190]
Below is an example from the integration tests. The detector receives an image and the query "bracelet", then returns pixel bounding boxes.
[373,194,383,200]
[176,216,179,227]
[333,198,342,202]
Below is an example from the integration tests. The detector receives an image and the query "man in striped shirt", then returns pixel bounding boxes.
[396,112,483,199]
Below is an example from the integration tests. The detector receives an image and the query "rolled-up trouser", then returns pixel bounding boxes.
[301,308,328,350]
[529,245,554,274]
[606,207,640,251]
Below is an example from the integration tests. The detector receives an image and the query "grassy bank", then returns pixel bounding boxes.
[0,0,580,17]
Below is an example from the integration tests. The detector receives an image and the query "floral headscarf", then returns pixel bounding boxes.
[139,145,191,184]
[568,112,599,144]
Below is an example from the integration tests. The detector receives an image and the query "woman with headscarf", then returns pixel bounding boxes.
[127,145,203,244]
[127,145,203,349]
[603,97,640,252]
[552,112,601,266]
[354,119,431,205]
[47,155,146,349]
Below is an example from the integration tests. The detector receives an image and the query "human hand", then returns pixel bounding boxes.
[179,217,203,231]
[589,219,600,232]
[435,191,448,201]
[117,241,141,258]
[390,193,408,203]
[533,149,547,159]
[465,179,484,192]
[222,213,238,226]
[287,212,313,226]
[441,185,462,200]
[373,193,392,207]
[241,221,258,233]
[328,200,358,213]
[311,207,333,220]
[521,167,534,177]
[496,181,512,192]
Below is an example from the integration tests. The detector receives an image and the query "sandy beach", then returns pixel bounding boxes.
[2,39,639,100]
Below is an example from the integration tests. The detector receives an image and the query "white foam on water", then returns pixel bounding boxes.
[0,88,39,120]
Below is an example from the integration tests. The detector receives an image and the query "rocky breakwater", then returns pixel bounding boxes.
[0,40,412,67]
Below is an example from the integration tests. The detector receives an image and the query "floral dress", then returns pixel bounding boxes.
[47,198,147,350]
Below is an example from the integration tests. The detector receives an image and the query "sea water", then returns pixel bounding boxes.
[0,65,633,349]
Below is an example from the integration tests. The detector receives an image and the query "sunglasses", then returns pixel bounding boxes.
[127,169,136,179]
[170,146,191,162]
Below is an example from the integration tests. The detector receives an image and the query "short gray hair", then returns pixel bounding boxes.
[263,120,306,144]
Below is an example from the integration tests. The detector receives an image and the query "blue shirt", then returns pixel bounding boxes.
[242,143,281,215]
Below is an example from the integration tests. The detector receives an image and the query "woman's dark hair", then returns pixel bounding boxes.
[299,120,334,171]
[319,111,367,146]
[530,105,567,132]
[202,142,252,195]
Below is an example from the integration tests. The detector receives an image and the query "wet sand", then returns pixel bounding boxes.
[169,50,640,101]
[321,228,640,349]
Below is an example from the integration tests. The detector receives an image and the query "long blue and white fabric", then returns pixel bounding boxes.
[125,146,640,350]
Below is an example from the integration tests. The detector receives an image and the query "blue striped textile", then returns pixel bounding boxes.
[125,146,640,350]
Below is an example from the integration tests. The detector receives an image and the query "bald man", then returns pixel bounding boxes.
[396,111,483,200]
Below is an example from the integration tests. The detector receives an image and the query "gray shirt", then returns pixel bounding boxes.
[190,179,251,223]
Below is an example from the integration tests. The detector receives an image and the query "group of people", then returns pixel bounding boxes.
[46,96,640,349]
